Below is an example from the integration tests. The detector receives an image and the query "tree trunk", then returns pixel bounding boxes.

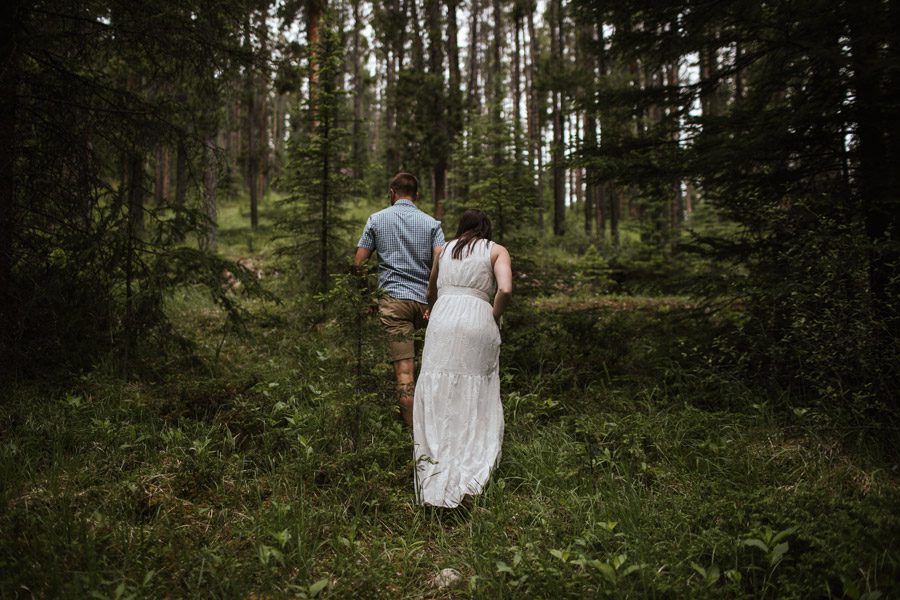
[154,146,166,206]
[425,0,447,218]
[0,3,20,357]
[551,0,565,236]
[699,44,720,119]
[466,0,482,112]
[446,0,462,202]
[320,104,330,292]
[667,62,684,239]
[526,4,543,233]
[512,9,523,163]
[257,11,269,201]
[202,136,218,253]
[307,1,322,97]
[174,141,188,210]
[244,17,258,231]
[383,4,399,176]
[489,0,503,174]
[446,0,462,138]
[127,153,144,236]
[351,0,365,180]
[609,183,620,246]
[851,0,898,338]
[583,114,595,237]
[258,88,268,201]
[595,181,606,241]
[579,19,599,238]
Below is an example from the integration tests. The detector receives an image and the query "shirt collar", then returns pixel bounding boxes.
[394,199,416,207]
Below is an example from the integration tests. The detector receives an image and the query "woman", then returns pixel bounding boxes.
[413,210,512,508]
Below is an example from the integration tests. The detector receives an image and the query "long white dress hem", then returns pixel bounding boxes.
[413,239,505,508]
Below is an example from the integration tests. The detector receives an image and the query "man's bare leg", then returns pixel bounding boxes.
[393,357,415,426]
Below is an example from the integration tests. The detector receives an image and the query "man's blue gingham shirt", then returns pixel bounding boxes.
[357,199,445,304]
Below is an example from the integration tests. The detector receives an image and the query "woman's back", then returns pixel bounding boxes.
[437,239,496,300]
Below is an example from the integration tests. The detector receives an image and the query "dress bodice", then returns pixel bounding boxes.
[437,239,496,302]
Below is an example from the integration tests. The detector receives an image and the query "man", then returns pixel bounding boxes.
[354,173,445,426]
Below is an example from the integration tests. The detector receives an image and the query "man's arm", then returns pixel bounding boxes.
[355,217,376,268]
[354,246,372,267]
[426,246,443,309]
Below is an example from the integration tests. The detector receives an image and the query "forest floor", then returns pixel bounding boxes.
[2,197,898,598]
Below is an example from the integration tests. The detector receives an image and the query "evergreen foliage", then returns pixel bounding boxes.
[280,12,357,292]
[576,0,900,408]
[450,106,535,244]
[0,0,265,378]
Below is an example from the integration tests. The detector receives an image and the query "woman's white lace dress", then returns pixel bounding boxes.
[413,239,504,508]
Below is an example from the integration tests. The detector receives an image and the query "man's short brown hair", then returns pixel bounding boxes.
[389,172,418,198]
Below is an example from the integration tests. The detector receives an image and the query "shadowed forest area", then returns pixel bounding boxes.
[2,0,899,597]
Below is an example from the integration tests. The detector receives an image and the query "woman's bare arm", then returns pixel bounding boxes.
[426,246,443,313]
[490,244,512,320]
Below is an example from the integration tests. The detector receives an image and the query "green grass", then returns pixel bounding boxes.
[1,196,897,598]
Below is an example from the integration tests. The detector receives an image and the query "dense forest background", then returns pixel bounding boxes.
[2,0,899,597]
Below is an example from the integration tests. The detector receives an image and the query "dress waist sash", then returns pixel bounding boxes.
[440,285,490,303]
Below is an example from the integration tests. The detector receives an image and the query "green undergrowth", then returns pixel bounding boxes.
[2,199,897,598]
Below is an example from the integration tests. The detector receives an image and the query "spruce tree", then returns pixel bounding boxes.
[281,12,356,293]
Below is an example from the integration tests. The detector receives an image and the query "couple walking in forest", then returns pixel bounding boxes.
[354,173,513,509]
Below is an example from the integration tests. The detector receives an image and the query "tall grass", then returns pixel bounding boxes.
[1,196,897,598]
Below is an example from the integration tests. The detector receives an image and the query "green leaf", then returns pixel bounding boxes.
[273,529,291,547]
[769,541,789,566]
[725,569,742,584]
[590,560,617,585]
[742,538,769,553]
[620,564,643,578]
[599,520,618,532]
[308,578,329,597]
[771,526,797,544]
[496,561,514,574]
[549,549,570,562]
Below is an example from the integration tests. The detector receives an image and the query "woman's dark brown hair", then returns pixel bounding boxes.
[451,210,492,260]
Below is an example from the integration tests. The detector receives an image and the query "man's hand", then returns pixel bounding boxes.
[423,308,431,321]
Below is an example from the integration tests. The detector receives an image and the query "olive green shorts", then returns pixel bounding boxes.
[378,296,428,362]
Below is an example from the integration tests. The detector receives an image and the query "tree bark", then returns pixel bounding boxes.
[551,0,565,236]
[257,11,269,201]
[578,19,599,238]
[127,153,144,236]
[667,62,683,238]
[154,146,166,206]
[512,7,523,163]
[244,17,258,231]
[202,135,218,253]
[320,101,330,292]
[446,0,462,202]
[851,0,899,337]
[174,141,188,210]
[0,2,21,359]
[351,0,365,180]
[526,3,543,233]
[466,0,482,112]
[425,0,447,218]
